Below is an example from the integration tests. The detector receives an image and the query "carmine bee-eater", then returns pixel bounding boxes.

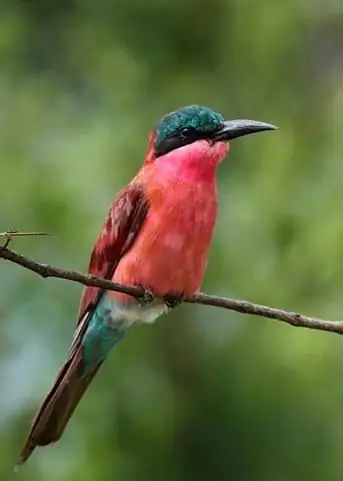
[18,105,276,465]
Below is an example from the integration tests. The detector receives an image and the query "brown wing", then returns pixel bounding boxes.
[77,183,149,324]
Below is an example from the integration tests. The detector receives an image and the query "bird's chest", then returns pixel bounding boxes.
[113,180,217,297]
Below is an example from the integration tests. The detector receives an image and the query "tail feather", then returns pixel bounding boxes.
[18,347,102,466]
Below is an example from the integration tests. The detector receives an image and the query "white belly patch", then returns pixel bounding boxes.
[112,301,169,327]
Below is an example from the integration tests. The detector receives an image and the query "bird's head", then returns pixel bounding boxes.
[144,105,277,177]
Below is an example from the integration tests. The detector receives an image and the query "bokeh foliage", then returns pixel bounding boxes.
[1,1,343,480]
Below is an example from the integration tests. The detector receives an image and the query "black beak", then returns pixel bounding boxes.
[213,119,278,142]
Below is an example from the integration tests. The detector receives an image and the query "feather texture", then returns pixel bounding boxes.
[78,184,150,322]
[19,118,228,466]
[18,185,150,466]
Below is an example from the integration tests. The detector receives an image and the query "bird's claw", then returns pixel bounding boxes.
[137,287,155,307]
[164,292,185,309]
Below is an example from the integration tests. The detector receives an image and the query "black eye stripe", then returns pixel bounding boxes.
[155,125,221,157]
[179,126,197,139]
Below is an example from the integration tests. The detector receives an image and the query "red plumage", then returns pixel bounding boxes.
[17,104,276,465]
[78,184,150,322]
[18,132,227,466]
[18,185,149,465]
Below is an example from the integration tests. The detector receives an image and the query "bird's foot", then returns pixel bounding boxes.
[164,291,185,309]
[136,285,155,307]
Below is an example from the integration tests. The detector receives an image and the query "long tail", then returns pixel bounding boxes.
[18,347,102,466]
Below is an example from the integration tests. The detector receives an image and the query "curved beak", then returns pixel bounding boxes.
[213,119,278,142]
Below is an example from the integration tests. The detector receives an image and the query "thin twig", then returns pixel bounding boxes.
[0,231,49,249]
[0,231,50,238]
[0,243,342,335]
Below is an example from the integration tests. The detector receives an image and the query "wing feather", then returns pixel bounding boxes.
[77,183,149,324]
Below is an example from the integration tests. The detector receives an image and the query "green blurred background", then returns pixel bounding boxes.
[1,1,343,480]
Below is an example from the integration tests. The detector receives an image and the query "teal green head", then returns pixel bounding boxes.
[151,104,277,159]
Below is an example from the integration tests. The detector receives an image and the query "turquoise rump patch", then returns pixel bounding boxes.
[81,294,131,375]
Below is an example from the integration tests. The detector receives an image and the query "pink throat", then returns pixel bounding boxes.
[155,140,229,183]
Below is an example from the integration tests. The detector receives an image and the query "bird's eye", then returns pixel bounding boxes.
[179,126,196,140]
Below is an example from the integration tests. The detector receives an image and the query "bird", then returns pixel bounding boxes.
[18,104,277,465]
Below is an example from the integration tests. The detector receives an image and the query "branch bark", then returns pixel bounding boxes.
[1,243,342,335]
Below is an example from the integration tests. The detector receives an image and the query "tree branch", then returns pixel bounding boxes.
[0,242,342,335]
